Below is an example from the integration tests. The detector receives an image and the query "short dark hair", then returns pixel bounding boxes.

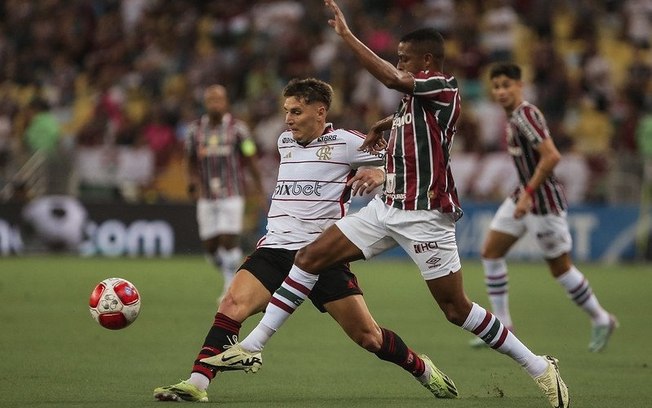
[283,78,333,109]
[489,63,522,80]
[400,28,445,61]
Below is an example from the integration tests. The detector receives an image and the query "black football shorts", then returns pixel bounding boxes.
[240,247,363,312]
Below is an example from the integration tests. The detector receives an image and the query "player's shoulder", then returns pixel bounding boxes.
[416,70,457,84]
[229,116,251,133]
[318,127,366,144]
[278,130,295,146]
[516,100,543,116]
[185,118,201,138]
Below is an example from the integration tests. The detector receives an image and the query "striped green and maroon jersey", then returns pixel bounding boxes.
[185,113,256,200]
[382,70,462,214]
[506,101,567,215]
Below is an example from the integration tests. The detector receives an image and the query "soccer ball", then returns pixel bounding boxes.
[89,278,141,330]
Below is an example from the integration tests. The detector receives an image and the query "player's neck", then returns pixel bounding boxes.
[208,113,224,126]
[505,98,523,115]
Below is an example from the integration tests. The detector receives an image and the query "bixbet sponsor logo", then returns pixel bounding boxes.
[274,181,323,197]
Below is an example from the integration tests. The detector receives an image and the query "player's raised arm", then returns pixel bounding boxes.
[324,0,414,94]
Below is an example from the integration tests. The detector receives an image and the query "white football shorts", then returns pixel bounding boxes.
[196,196,245,240]
[490,197,572,258]
[336,195,462,281]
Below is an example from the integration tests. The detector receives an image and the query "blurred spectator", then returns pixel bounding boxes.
[451,25,489,102]
[142,103,176,171]
[0,101,14,181]
[481,0,519,62]
[422,0,455,38]
[566,96,615,201]
[531,37,572,125]
[23,98,61,155]
[622,0,652,48]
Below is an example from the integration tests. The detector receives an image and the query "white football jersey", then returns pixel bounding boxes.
[259,123,384,250]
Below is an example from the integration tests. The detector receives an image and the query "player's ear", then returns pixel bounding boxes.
[423,52,434,69]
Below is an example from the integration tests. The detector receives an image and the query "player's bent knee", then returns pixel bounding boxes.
[440,303,468,326]
[353,330,382,352]
[295,245,327,271]
[218,292,253,321]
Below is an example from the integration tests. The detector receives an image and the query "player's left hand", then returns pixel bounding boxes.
[325,0,350,36]
[348,167,384,196]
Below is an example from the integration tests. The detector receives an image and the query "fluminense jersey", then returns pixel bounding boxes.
[259,123,384,250]
[185,113,257,200]
[383,70,462,215]
[506,101,567,215]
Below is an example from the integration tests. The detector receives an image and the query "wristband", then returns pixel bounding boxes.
[524,185,535,197]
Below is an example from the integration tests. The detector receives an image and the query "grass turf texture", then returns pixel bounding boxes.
[0,256,650,407]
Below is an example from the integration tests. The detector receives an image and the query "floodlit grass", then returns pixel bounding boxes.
[0,256,650,407]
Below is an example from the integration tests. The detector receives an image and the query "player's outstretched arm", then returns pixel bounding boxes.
[324,0,413,94]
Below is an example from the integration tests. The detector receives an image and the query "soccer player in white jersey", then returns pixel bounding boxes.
[202,2,570,407]
[185,85,265,302]
[468,62,617,352]
[154,78,458,402]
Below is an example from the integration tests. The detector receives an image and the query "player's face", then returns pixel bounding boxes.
[204,86,228,116]
[396,42,426,74]
[490,75,523,112]
[283,96,326,144]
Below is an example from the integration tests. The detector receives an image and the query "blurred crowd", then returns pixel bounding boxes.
[0,0,651,205]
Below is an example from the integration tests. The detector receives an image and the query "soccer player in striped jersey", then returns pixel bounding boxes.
[185,85,265,302]
[154,78,458,402]
[202,2,569,407]
[469,62,617,353]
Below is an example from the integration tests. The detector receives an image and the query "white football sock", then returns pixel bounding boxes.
[239,265,318,352]
[462,302,547,377]
[482,257,513,329]
[556,266,610,326]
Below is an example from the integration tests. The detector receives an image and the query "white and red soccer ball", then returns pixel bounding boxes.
[89,278,141,330]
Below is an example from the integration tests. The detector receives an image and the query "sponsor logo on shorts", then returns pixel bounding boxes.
[426,256,441,268]
[414,241,439,253]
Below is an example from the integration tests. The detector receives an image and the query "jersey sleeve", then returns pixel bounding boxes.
[184,121,198,158]
[234,120,257,157]
[412,71,459,102]
[345,130,385,169]
[513,104,550,146]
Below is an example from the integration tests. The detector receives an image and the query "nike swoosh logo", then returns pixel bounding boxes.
[221,354,240,362]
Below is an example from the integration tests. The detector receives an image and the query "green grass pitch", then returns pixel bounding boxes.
[1,256,650,407]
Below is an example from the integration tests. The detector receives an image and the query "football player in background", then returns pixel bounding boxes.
[468,62,617,352]
[185,85,265,302]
